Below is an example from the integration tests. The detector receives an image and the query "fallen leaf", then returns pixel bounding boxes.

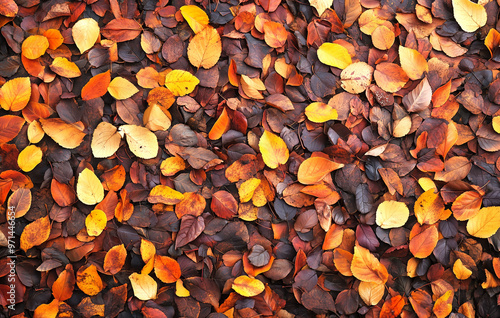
[77,168,105,205]
[72,18,100,53]
[317,43,352,69]
[259,130,289,169]
[188,26,221,69]
[232,275,265,297]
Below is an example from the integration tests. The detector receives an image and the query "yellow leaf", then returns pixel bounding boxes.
[492,116,500,134]
[399,46,428,81]
[20,215,51,251]
[188,26,221,69]
[305,102,338,123]
[118,125,159,159]
[433,290,453,318]
[376,200,409,229]
[129,273,157,301]
[258,130,289,169]
[39,118,86,149]
[160,156,186,176]
[180,5,209,34]
[359,281,385,306]
[341,62,374,94]
[140,238,156,264]
[414,189,444,225]
[351,244,388,284]
[309,0,333,16]
[452,0,486,32]
[91,122,122,158]
[453,259,472,280]
[143,104,172,131]
[85,209,107,236]
[27,120,44,143]
[238,178,261,203]
[467,206,500,238]
[50,57,81,78]
[0,77,31,111]
[18,145,43,172]
[164,70,199,96]
[72,18,100,54]
[317,43,352,69]
[22,35,49,59]
[76,264,104,296]
[232,275,265,297]
[418,177,437,192]
[148,185,184,205]
[176,279,190,297]
[108,77,139,100]
[77,168,105,205]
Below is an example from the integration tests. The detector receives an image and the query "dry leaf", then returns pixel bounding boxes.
[232,275,265,297]
[91,122,122,158]
[188,26,221,69]
[118,125,158,159]
[72,18,100,54]
[317,43,352,69]
[180,5,210,34]
[259,130,289,169]
[0,77,31,111]
[164,70,200,96]
[452,0,487,32]
[18,145,42,172]
[77,168,105,205]
[108,77,139,100]
[376,200,409,229]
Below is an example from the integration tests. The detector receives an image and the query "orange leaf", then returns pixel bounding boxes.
[7,187,31,218]
[351,244,388,284]
[372,25,395,50]
[409,224,438,258]
[33,298,59,318]
[148,185,184,205]
[232,275,266,297]
[451,190,482,221]
[43,29,64,50]
[147,87,175,108]
[263,21,287,48]
[154,255,181,283]
[160,156,186,176]
[104,244,127,275]
[76,264,104,296]
[297,157,344,184]
[0,115,25,143]
[374,62,409,93]
[20,215,51,251]
[380,295,405,318]
[0,0,18,17]
[52,264,75,301]
[432,80,452,108]
[0,77,31,111]
[208,107,231,140]
[433,290,453,318]
[453,259,472,280]
[175,192,206,218]
[82,70,111,101]
[259,130,289,169]
[322,224,344,250]
[39,118,86,149]
[414,189,445,225]
[22,35,49,59]
[399,46,428,80]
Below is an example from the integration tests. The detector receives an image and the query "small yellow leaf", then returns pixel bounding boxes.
[118,125,159,159]
[232,275,265,297]
[148,185,184,205]
[258,130,289,169]
[22,35,49,59]
[86,209,107,236]
[18,145,43,172]
[72,18,100,53]
[50,57,81,78]
[129,273,157,301]
[317,43,352,69]
[376,200,409,229]
[77,168,105,205]
[27,120,44,143]
[108,77,139,100]
[453,259,472,280]
[76,264,104,296]
[176,279,190,297]
[239,178,261,203]
[305,102,338,123]
[180,5,209,34]
[164,70,200,96]
[160,156,186,176]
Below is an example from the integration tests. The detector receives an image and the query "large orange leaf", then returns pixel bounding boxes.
[451,190,482,221]
[0,77,31,111]
[351,244,388,284]
[263,21,287,48]
[22,35,49,59]
[258,130,289,169]
[76,264,104,296]
[154,255,181,283]
[52,264,75,301]
[104,244,127,275]
[374,62,409,93]
[409,224,438,258]
[0,115,25,143]
[20,215,51,251]
[175,192,206,218]
[414,189,445,225]
[33,299,59,318]
[0,0,18,17]
[187,26,221,69]
[297,157,344,184]
[433,290,453,318]
[380,295,405,318]
[81,70,111,100]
